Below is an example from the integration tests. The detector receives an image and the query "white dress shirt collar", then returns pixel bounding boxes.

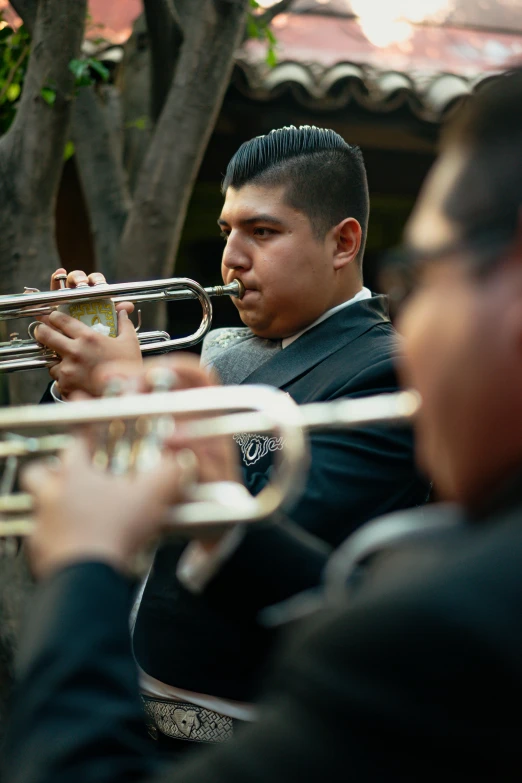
[281,287,372,349]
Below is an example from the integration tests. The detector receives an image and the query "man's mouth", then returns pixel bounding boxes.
[230,279,258,301]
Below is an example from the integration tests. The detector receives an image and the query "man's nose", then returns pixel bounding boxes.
[222,232,252,271]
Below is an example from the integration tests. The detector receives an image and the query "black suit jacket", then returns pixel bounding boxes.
[236,295,426,542]
[133,296,429,700]
[5,479,522,783]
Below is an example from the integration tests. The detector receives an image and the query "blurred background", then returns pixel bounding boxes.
[0,0,520,397]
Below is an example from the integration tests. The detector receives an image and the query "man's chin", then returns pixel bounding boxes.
[241,318,278,340]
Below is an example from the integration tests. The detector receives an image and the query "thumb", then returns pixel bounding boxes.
[20,461,57,497]
[117,308,139,341]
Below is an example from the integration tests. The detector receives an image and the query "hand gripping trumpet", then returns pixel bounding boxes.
[0,385,420,539]
[0,276,244,372]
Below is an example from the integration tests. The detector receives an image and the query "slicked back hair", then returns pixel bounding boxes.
[442,69,522,262]
[222,126,370,271]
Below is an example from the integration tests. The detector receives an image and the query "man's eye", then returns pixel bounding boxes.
[253,227,275,238]
[220,231,229,242]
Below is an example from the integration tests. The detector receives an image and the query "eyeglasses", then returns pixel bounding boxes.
[380,227,515,311]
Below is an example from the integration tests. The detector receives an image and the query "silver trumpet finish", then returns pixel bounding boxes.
[0,278,244,372]
[0,386,420,538]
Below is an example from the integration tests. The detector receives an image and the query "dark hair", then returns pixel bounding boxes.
[222,126,369,269]
[442,69,522,257]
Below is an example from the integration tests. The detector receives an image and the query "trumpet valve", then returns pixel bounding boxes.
[54,274,68,290]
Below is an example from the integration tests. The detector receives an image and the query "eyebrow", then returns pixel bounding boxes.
[217,214,285,228]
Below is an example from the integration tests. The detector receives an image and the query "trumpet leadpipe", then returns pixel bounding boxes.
[0,278,244,320]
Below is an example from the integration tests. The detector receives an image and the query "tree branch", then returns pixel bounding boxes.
[7,0,38,34]
[72,85,131,280]
[143,0,184,123]
[116,0,249,293]
[0,0,87,294]
[4,0,87,212]
[117,13,153,193]
[256,0,295,26]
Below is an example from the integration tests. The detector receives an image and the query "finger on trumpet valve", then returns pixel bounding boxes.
[174,448,199,496]
[92,376,130,472]
[108,419,132,476]
[145,366,179,393]
[133,366,178,473]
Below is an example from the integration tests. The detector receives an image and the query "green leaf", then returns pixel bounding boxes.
[69,58,89,80]
[249,0,261,8]
[63,141,75,161]
[266,46,278,68]
[87,58,110,82]
[266,27,277,45]
[40,87,56,106]
[126,115,150,131]
[6,83,20,101]
[246,18,262,40]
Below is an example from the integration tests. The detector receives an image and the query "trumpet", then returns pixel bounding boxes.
[0,276,244,372]
[0,385,420,538]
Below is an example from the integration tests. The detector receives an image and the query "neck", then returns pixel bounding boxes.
[328,279,364,310]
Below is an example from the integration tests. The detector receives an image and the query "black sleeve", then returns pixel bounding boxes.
[4,557,513,783]
[39,382,55,404]
[2,563,160,783]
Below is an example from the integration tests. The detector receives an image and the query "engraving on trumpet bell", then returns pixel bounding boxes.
[59,300,118,338]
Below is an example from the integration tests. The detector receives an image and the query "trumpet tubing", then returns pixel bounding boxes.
[0,277,244,372]
[0,387,420,538]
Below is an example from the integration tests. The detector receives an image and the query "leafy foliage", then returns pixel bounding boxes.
[69,57,110,88]
[40,86,57,106]
[0,16,30,134]
[247,0,279,67]
[0,1,279,138]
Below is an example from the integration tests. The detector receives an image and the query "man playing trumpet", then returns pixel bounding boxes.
[33,126,428,751]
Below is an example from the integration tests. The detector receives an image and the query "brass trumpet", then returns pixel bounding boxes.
[0,277,244,372]
[0,386,420,538]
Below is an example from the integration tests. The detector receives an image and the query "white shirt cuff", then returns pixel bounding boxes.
[50,381,67,403]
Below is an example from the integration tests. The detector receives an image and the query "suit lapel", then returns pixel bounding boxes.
[242,295,390,389]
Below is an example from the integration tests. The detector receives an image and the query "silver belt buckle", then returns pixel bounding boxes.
[142,697,233,744]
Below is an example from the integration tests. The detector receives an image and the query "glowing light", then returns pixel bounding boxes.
[351,0,455,47]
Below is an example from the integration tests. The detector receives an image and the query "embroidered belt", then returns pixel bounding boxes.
[141,696,234,744]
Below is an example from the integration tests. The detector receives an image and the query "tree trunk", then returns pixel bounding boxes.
[115,0,249,290]
[0,0,87,296]
[0,0,87,731]
[0,550,34,745]
[8,0,38,34]
[72,85,131,281]
[118,14,153,195]
[0,0,87,402]
[143,0,184,123]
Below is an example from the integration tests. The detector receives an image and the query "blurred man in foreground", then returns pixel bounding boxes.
[4,71,522,782]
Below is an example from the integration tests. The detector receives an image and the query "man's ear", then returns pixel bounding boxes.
[332,218,362,270]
